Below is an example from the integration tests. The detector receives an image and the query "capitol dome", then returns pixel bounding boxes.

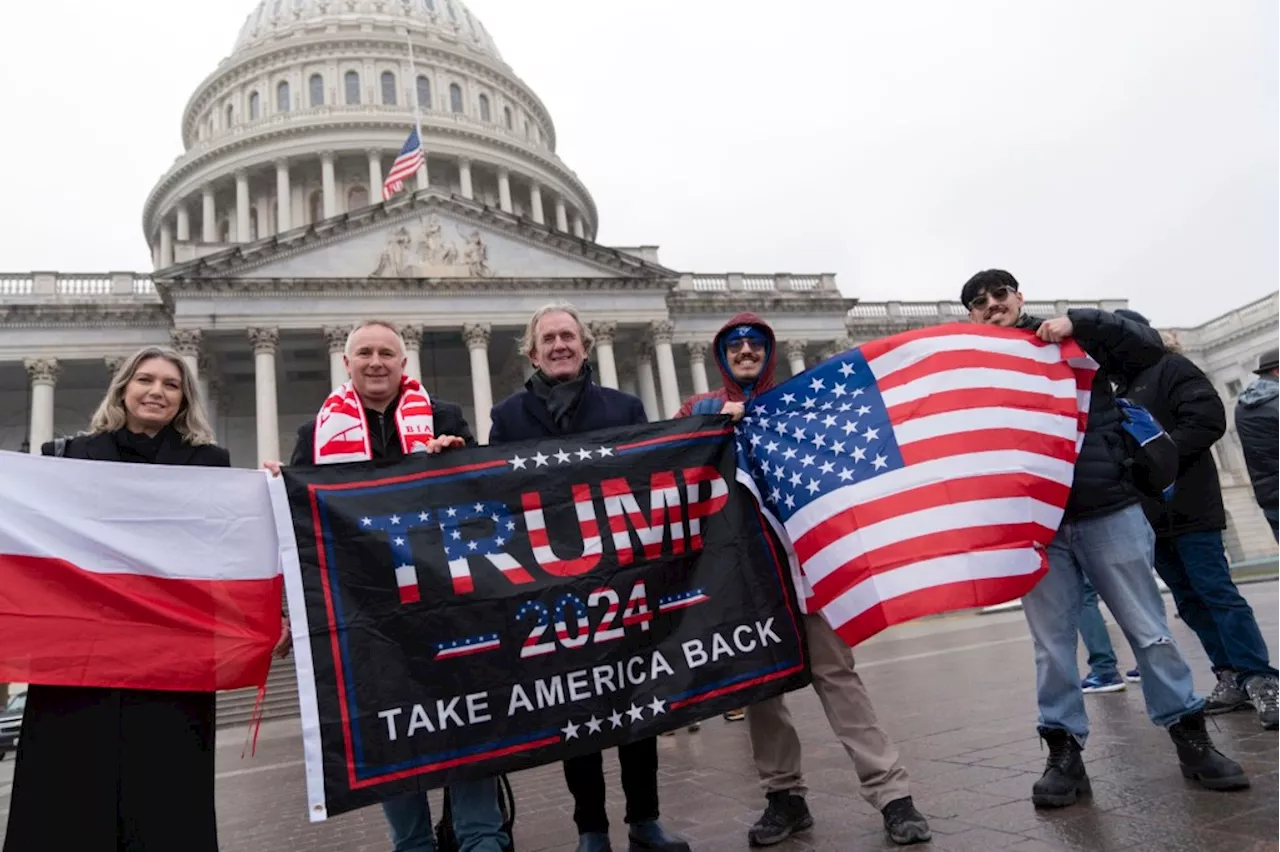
[142,0,596,268]
[232,0,503,61]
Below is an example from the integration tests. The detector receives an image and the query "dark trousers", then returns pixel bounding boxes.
[1153,530,1278,681]
[563,737,660,834]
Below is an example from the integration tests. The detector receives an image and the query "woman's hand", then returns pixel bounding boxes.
[272,617,293,659]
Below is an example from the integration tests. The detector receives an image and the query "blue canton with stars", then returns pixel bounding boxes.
[737,347,904,522]
[438,500,517,561]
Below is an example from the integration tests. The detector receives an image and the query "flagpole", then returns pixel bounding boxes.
[406,31,423,144]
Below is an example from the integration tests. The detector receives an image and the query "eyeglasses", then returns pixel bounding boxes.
[967,285,1014,311]
[726,339,764,353]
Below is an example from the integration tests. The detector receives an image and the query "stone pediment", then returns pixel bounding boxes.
[162,191,674,282]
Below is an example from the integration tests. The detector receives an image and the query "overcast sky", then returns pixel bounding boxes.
[0,0,1274,326]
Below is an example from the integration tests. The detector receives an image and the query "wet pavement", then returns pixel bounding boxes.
[1,581,1276,851]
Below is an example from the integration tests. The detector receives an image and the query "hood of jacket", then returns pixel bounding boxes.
[1239,376,1279,409]
[713,312,778,402]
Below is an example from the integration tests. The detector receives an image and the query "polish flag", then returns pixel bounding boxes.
[0,451,283,692]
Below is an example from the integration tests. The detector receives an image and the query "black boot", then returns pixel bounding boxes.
[881,796,931,845]
[1032,727,1090,808]
[747,791,813,847]
[1168,710,1251,791]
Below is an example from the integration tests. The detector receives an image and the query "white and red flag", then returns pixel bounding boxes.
[0,452,282,692]
[736,324,1097,647]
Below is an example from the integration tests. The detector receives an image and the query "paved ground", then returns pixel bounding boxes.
[2,582,1276,851]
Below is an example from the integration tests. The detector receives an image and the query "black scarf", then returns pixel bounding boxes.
[528,364,593,431]
[111,425,176,464]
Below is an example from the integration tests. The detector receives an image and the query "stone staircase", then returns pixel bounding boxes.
[216,657,301,728]
[1223,484,1278,568]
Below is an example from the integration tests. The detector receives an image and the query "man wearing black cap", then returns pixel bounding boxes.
[1236,347,1279,541]
[960,270,1249,807]
[1109,311,1277,731]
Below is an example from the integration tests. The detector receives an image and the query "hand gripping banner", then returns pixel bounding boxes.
[269,417,810,820]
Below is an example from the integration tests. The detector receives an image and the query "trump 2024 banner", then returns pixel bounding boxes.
[269,417,810,821]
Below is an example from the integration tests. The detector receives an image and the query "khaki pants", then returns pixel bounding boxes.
[746,613,911,810]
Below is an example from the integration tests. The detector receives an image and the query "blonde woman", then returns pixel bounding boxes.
[4,346,230,852]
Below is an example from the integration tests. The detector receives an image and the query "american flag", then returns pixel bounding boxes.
[736,323,1097,647]
[382,127,425,201]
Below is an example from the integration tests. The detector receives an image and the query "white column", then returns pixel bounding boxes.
[175,204,191,242]
[588,321,618,389]
[459,158,474,200]
[235,171,251,243]
[497,169,513,214]
[416,153,429,191]
[554,198,568,232]
[784,339,807,377]
[572,214,585,239]
[651,320,681,418]
[159,220,174,267]
[529,184,545,225]
[366,150,382,202]
[687,341,710,396]
[320,151,336,219]
[249,327,280,465]
[170,328,201,380]
[463,324,494,443]
[401,325,424,382]
[24,358,59,454]
[636,344,660,422]
[276,159,292,232]
[324,325,349,388]
[201,186,217,243]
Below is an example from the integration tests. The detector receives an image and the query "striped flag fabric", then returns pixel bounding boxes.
[382,127,425,200]
[736,323,1097,647]
[0,452,283,691]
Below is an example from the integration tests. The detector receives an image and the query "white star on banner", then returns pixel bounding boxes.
[577,449,593,461]
[562,720,580,740]
[554,449,571,463]
[852,446,867,462]
[446,507,458,517]
[417,512,429,522]
[532,452,549,467]
[361,517,372,526]
[609,710,625,729]
[648,697,667,716]
[509,455,527,470]
[809,377,825,392]
[863,427,880,442]
[585,716,603,734]
[389,515,401,525]
[627,703,644,722]
[394,537,405,547]
[873,454,889,470]
[598,447,614,457]
[839,362,856,378]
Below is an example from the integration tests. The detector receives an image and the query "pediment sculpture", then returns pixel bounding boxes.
[371,213,492,278]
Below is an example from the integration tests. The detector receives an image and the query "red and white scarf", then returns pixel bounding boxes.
[314,376,435,464]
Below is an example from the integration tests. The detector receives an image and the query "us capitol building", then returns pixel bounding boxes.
[0,0,1275,562]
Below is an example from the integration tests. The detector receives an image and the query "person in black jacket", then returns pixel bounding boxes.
[961,271,1248,809]
[1111,311,1277,731]
[489,302,690,852]
[1236,347,1279,539]
[265,320,508,852]
[4,346,228,851]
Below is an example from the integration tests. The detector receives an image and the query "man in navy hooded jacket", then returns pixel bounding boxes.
[677,314,931,848]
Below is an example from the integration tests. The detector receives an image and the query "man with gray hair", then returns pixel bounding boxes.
[489,303,689,852]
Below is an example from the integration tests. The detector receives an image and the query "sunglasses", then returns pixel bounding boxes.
[726,338,765,353]
[967,285,1015,312]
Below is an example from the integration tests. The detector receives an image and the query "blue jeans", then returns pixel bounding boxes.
[1078,580,1118,680]
[1022,503,1202,744]
[381,777,508,852]
[1153,529,1278,682]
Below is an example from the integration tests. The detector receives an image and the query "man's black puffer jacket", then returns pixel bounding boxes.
[1015,309,1166,520]
[1113,352,1227,537]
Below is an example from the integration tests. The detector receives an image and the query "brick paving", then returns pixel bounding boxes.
[2,582,1276,851]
